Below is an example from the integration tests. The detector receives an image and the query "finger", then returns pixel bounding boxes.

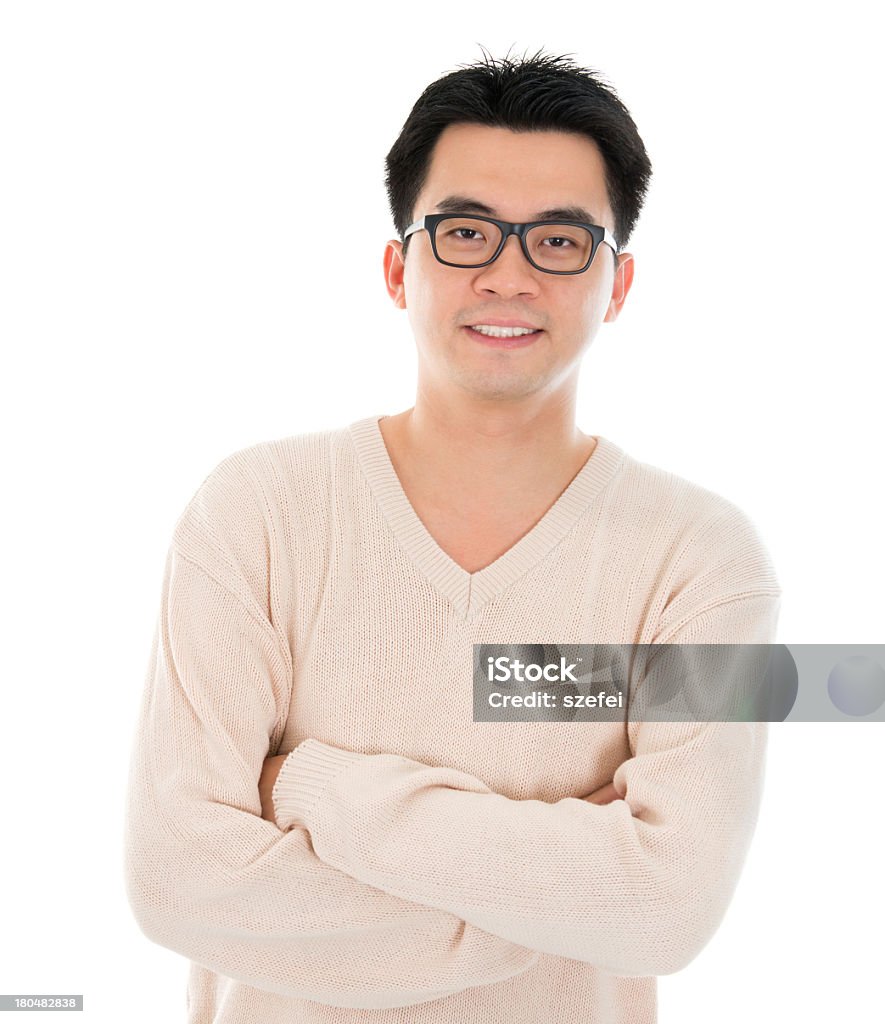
[584,783,620,805]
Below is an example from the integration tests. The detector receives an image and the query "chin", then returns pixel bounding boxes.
[453,369,552,401]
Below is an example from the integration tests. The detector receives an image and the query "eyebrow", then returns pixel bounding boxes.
[433,194,603,227]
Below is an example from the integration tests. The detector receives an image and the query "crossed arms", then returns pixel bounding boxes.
[258,756,622,823]
[124,544,776,1011]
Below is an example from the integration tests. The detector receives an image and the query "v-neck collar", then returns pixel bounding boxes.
[348,414,624,621]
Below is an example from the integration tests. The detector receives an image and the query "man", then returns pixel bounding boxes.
[124,52,780,1023]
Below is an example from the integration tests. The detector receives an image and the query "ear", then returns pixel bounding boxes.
[384,239,407,309]
[603,252,635,323]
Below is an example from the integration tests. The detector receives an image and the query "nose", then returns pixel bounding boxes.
[472,234,541,299]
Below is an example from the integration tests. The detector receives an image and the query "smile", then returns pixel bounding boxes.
[469,324,540,338]
[463,325,544,349]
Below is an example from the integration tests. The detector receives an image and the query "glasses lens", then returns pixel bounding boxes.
[434,217,502,266]
[525,224,595,272]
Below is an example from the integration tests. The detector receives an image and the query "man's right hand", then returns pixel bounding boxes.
[582,781,622,805]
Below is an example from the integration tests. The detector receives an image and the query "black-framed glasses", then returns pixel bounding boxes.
[403,213,619,275]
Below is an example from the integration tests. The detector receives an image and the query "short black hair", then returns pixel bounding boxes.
[385,49,652,257]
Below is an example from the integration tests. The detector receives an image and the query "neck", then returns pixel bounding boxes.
[380,378,596,501]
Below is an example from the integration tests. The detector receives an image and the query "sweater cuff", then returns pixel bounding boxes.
[271,738,369,832]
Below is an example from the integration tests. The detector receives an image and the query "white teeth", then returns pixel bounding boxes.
[469,325,539,338]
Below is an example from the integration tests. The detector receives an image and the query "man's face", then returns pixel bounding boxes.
[384,123,634,404]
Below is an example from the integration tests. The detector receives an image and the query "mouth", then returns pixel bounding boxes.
[463,323,544,349]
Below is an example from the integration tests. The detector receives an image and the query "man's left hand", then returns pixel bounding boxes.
[258,754,288,825]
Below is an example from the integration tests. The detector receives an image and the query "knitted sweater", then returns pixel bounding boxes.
[124,415,781,1024]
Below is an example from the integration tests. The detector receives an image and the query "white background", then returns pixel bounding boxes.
[1,2,882,1021]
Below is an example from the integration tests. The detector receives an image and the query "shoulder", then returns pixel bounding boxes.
[605,445,781,617]
[170,423,355,577]
[608,447,748,527]
[192,424,352,500]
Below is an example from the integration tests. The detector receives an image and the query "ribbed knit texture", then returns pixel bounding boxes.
[124,415,781,1023]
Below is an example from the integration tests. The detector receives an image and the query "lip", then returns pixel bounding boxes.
[464,318,541,329]
[462,325,544,349]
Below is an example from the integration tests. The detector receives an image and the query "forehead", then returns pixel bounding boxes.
[417,123,613,226]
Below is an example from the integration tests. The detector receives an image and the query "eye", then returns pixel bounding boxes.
[541,235,575,248]
[451,227,485,242]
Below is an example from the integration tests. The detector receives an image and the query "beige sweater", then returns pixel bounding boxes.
[124,415,781,1023]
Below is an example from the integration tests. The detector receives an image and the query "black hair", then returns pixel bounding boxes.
[385,49,652,257]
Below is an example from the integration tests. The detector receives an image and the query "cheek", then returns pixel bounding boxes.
[555,287,600,332]
[403,273,433,329]
[404,265,458,329]
[403,259,433,311]
[576,274,613,326]
[403,277,447,352]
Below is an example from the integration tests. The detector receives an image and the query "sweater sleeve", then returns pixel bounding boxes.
[272,589,780,978]
[123,543,538,1011]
